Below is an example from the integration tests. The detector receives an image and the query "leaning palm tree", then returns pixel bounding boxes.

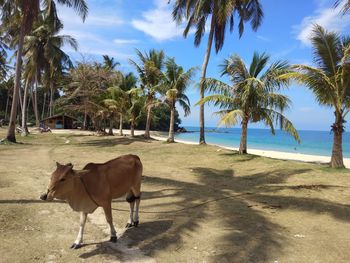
[161,58,195,142]
[172,0,264,144]
[129,49,165,139]
[283,25,350,168]
[0,0,87,142]
[197,52,300,154]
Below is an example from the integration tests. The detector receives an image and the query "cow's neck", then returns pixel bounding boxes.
[66,176,98,213]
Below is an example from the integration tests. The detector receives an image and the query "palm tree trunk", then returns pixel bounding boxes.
[239,118,249,154]
[33,77,39,126]
[41,92,46,121]
[83,108,88,130]
[144,105,152,139]
[167,105,175,143]
[6,19,26,142]
[18,83,23,117]
[119,114,123,136]
[21,80,29,136]
[49,82,54,117]
[5,93,10,122]
[26,90,31,132]
[131,119,135,137]
[46,91,50,118]
[108,116,114,135]
[30,84,39,125]
[330,113,345,168]
[198,15,215,145]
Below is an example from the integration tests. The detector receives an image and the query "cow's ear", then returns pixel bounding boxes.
[66,162,73,167]
[56,162,61,167]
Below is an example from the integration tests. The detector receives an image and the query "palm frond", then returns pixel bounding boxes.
[216,109,244,127]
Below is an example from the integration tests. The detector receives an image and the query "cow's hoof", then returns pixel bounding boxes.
[110,236,117,243]
[70,243,82,249]
[125,223,133,228]
[133,221,139,227]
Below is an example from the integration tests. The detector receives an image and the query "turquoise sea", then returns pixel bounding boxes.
[175,127,350,158]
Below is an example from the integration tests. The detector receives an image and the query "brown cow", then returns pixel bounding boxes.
[40,154,142,249]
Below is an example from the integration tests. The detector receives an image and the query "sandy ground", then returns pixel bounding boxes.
[1,128,350,263]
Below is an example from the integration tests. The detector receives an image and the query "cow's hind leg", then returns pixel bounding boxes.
[125,188,141,228]
[133,195,141,227]
[126,191,135,228]
[71,212,87,249]
[132,186,141,227]
[102,204,117,243]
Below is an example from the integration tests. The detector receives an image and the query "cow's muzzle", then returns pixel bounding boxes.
[40,192,48,201]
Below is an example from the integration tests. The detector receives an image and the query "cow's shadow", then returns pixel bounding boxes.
[79,220,172,261]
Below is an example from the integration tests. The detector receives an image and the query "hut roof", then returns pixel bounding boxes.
[41,114,78,122]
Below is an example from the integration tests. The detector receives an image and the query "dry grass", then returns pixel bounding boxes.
[0,128,350,263]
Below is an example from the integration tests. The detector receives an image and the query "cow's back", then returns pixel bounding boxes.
[82,155,142,202]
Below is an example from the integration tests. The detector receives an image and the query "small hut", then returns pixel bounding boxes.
[41,114,77,129]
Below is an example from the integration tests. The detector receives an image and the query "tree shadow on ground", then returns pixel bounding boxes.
[76,137,153,148]
[0,199,65,204]
[219,152,260,162]
[106,166,350,263]
[113,170,284,262]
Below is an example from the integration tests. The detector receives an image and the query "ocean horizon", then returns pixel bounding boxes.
[175,126,350,158]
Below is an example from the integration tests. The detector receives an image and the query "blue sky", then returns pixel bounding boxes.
[58,0,350,131]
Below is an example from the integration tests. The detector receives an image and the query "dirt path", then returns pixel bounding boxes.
[1,130,350,262]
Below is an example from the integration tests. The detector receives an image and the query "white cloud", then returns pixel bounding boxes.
[113,39,140,45]
[294,1,350,46]
[56,4,133,62]
[257,35,271,42]
[131,0,185,41]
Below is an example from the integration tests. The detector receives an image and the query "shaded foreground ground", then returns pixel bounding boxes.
[0,129,350,263]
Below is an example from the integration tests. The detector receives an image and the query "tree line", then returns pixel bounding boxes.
[0,0,349,168]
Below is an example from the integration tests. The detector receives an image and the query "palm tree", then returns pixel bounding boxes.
[0,0,87,142]
[103,55,120,70]
[117,72,138,135]
[172,0,264,144]
[335,0,350,14]
[0,40,8,80]
[129,49,165,139]
[127,88,145,137]
[1,76,14,122]
[23,12,77,132]
[162,58,194,142]
[197,52,300,154]
[103,79,132,136]
[283,25,350,168]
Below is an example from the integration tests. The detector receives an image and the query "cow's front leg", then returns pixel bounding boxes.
[71,212,87,249]
[103,204,117,243]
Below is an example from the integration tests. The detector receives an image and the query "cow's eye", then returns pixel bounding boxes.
[60,178,66,182]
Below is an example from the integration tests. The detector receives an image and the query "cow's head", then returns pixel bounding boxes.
[40,162,75,201]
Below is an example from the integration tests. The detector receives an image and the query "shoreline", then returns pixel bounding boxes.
[50,128,350,169]
[130,129,350,169]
